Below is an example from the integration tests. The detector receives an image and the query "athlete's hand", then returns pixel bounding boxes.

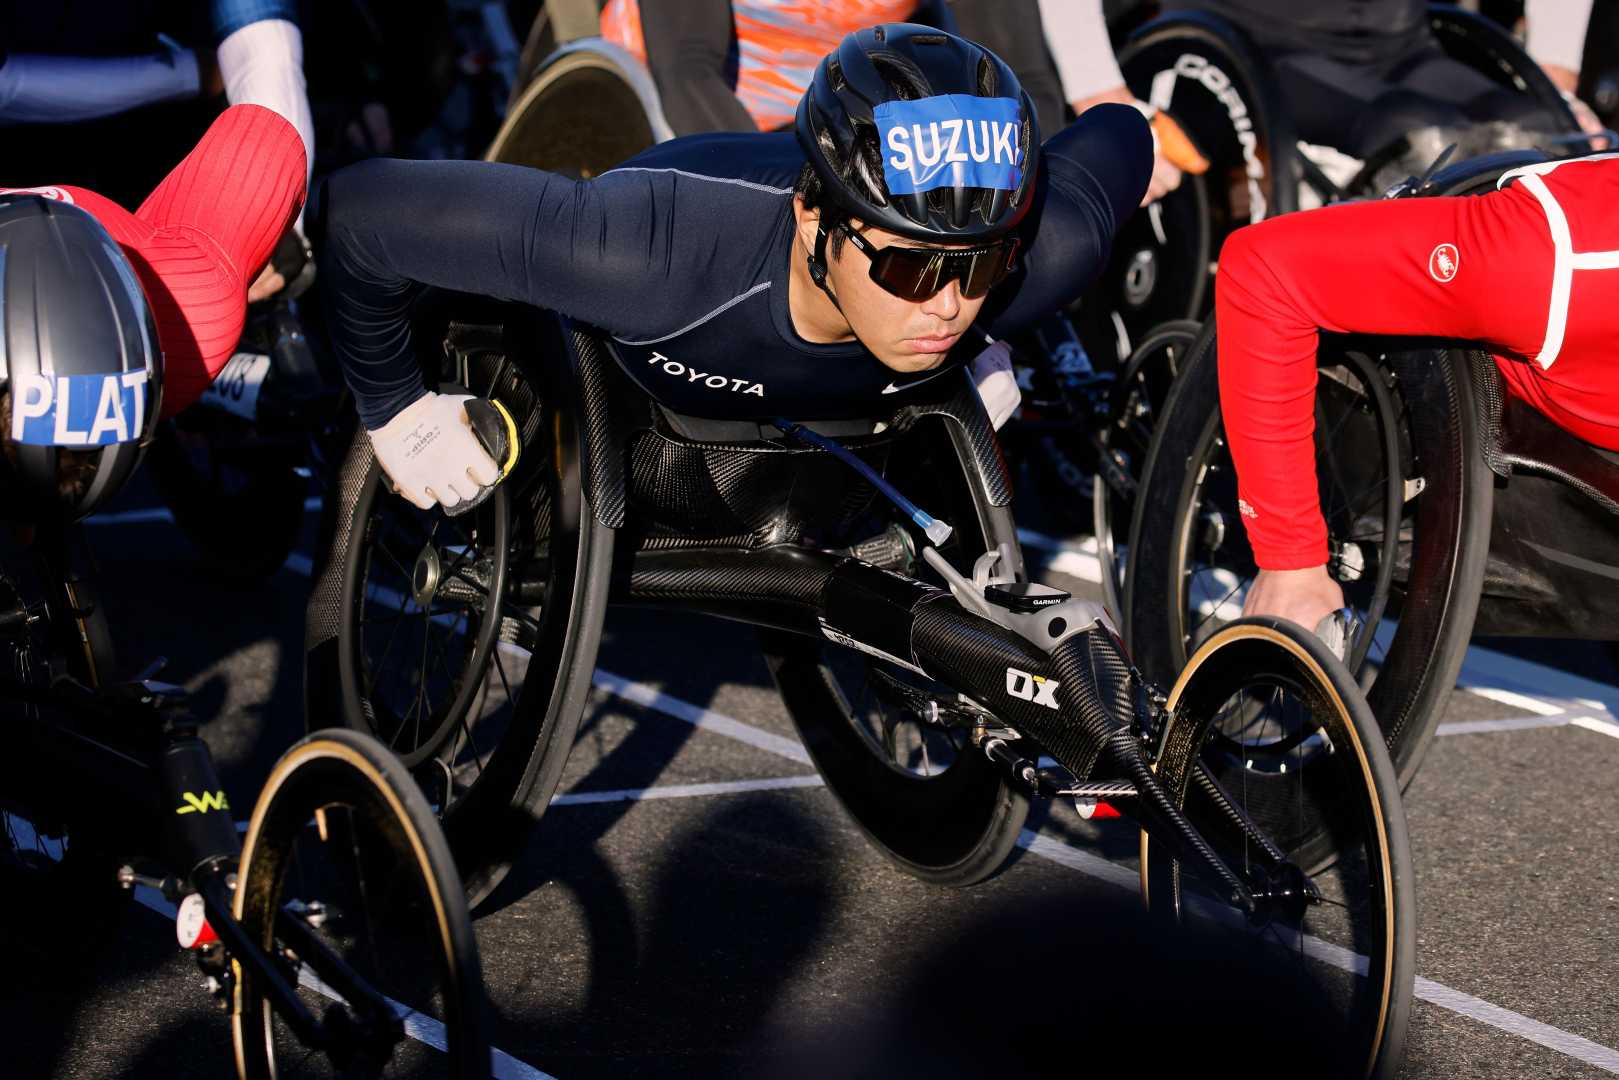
[367,391,501,511]
[1074,87,1210,207]
[1241,566,1345,637]
[971,340,1020,430]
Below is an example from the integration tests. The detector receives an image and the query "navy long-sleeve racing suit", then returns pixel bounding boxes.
[319,103,1153,431]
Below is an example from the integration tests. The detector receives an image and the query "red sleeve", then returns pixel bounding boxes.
[1215,187,1554,569]
[62,104,306,417]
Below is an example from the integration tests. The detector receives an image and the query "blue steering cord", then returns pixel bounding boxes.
[773,418,953,545]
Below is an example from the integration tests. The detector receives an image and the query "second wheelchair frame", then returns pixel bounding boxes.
[306,301,1417,1077]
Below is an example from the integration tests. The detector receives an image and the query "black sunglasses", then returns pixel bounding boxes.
[835,222,1019,302]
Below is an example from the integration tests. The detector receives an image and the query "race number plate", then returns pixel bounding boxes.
[200,352,272,421]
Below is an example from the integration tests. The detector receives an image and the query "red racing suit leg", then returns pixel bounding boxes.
[1215,187,1556,570]
[57,104,306,416]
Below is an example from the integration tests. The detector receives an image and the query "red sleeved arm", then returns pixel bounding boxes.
[1215,187,1554,569]
[61,104,306,416]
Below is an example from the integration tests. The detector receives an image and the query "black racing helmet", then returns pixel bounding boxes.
[795,23,1041,243]
[0,194,162,522]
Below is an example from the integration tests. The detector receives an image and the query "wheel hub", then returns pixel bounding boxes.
[1123,248,1158,308]
[412,545,442,607]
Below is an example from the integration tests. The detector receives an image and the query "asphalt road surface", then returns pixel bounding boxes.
[3,466,1616,1080]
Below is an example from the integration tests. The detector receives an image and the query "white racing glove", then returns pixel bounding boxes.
[367,391,502,511]
[970,340,1021,430]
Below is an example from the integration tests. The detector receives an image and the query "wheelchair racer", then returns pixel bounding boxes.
[1162,0,1603,158]
[1217,152,1619,644]
[316,24,1152,513]
[1,105,307,428]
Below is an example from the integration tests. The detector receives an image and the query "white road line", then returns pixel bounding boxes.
[132,887,555,1079]
[591,669,812,765]
[1014,829,1139,891]
[1456,685,1566,717]
[552,774,825,806]
[1416,978,1619,1074]
[1570,716,1619,740]
[1437,715,1573,737]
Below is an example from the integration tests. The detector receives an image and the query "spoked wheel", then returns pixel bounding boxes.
[1126,327,1491,786]
[233,728,488,1078]
[340,484,512,773]
[1093,319,1202,616]
[1074,173,1212,365]
[761,427,1029,886]
[1141,620,1414,1080]
[314,315,612,906]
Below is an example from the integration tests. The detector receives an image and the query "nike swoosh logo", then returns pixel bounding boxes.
[881,366,955,395]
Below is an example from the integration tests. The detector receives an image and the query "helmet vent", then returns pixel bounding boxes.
[977,57,997,97]
[828,59,846,92]
[911,33,948,45]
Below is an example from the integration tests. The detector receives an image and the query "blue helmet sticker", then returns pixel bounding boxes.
[11,370,150,447]
[874,94,1023,198]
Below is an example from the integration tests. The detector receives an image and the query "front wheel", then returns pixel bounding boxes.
[232,728,489,1079]
[1141,619,1415,1079]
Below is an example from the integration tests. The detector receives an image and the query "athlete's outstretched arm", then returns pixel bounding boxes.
[979,102,1152,335]
[639,0,755,135]
[318,157,709,429]
[1217,188,1552,569]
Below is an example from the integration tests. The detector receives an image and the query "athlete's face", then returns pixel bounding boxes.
[792,203,989,373]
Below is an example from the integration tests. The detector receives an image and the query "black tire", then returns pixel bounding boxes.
[1125,324,1491,786]
[1141,619,1415,1079]
[1093,319,1203,617]
[761,426,1030,886]
[310,315,611,908]
[232,728,489,1078]
[147,417,307,583]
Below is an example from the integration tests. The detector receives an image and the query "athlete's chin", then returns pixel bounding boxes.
[879,352,944,374]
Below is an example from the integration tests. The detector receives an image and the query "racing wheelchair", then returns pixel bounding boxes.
[0,196,489,1077]
[304,290,1419,1073]
[1123,146,1619,796]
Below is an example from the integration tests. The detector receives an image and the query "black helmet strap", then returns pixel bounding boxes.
[808,223,844,312]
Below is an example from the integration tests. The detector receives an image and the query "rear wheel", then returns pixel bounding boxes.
[1141,619,1414,1079]
[232,728,488,1078]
